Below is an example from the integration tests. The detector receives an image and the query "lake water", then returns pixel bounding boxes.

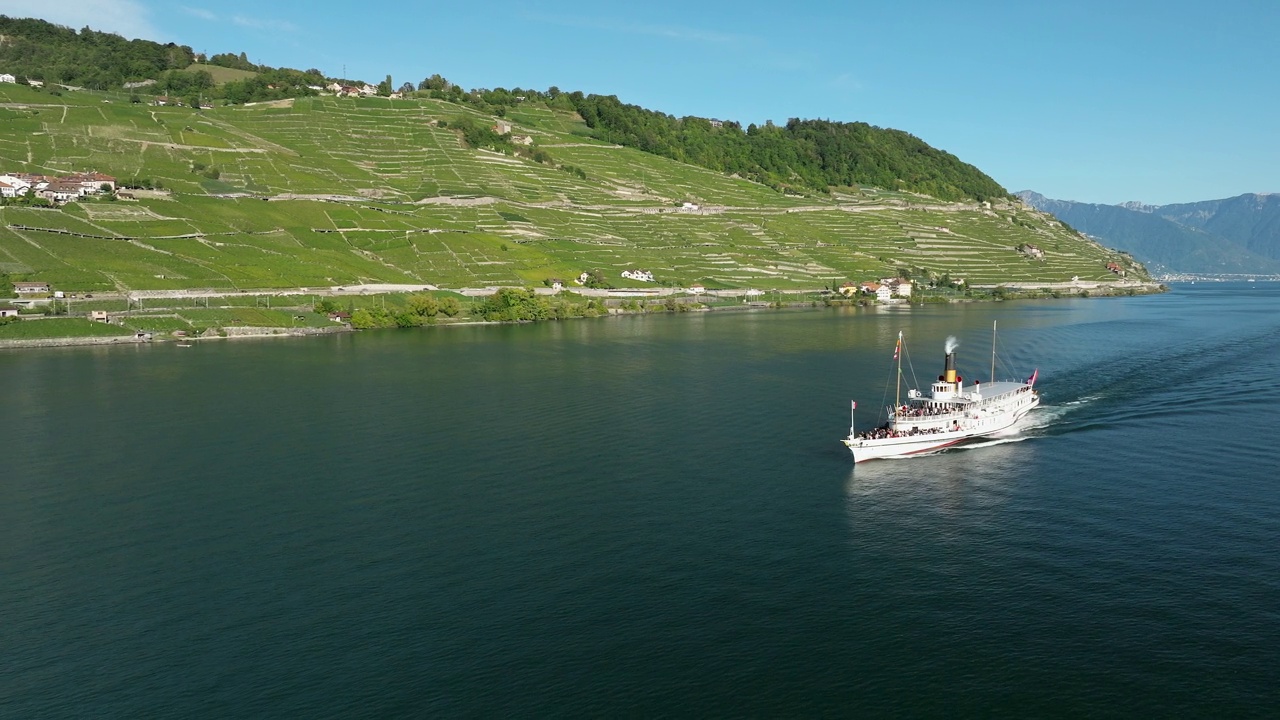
[3,283,1278,716]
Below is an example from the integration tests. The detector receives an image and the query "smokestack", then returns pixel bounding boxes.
[942,336,959,385]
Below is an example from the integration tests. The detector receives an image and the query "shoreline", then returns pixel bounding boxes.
[0,282,1167,351]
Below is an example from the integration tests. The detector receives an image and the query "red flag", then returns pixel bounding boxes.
[1028,369,1039,387]
[851,401,857,410]
[892,338,901,361]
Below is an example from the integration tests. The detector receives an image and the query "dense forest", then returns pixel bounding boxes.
[0,16,195,89]
[1,16,1008,202]
[567,95,1008,201]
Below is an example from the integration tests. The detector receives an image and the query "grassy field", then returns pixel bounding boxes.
[0,82,1146,296]
[183,64,259,85]
[0,318,133,339]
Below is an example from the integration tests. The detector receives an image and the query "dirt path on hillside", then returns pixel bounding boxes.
[114,138,270,153]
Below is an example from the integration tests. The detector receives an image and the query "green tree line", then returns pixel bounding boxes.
[566,94,1008,201]
[0,15,195,89]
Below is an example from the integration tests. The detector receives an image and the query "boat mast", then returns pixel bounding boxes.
[990,321,997,383]
[895,331,903,410]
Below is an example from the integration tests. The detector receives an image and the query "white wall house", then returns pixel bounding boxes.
[621,269,655,282]
[0,74,15,84]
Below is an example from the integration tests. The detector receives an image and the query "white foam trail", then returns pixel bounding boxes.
[945,336,959,354]
[954,436,1029,451]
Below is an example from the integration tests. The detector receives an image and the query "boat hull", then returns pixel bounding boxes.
[843,394,1039,462]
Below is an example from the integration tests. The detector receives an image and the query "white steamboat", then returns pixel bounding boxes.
[842,325,1040,462]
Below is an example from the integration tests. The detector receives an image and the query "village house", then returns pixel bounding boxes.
[40,181,85,203]
[326,82,343,93]
[621,269,655,282]
[152,96,172,106]
[0,306,19,318]
[0,174,32,196]
[13,281,51,295]
[89,310,110,323]
[1106,262,1125,276]
[511,134,533,146]
[328,311,352,322]
[681,202,700,211]
[856,281,893,302]
[548,279,564,291]
[66,172,116,193]
[0,73,15,84]
[27,80,43,88]
[1019,243,1046,260]
[492,120,512,135]
[689,284,706,294]
[359,84,377,96]
[880,278,913,298]
[839,281,860,298]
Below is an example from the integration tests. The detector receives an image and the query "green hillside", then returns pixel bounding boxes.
[0,81,1146,294]
[183,63,259,86]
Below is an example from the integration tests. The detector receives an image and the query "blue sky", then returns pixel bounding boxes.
[10,0,1278,205]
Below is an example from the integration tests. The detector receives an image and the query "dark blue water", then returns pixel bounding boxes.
[3,283,1278,716]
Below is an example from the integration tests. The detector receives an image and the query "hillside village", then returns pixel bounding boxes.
[0,171,116,203]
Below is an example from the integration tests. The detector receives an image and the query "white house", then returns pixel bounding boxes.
[27,80,43,88]
[879,278,912,298]
[681,202,700,211]
[493,120,512,135]
[13,281,51,294]
[511,134,533,146]
[0,73,15,84]
[0,307,19,318]
[859,281,893,302]
[40,182,84,202]
[621,269,655,282]
[688,284,706,294]
[0,179,23,198]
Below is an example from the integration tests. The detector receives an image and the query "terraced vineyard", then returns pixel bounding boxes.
[0,83,1144,293]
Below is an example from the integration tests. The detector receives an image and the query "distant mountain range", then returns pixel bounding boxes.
[1016,191,1280,276]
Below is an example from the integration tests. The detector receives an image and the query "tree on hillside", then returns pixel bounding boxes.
[398,82,414,94]
[377,74,392,96]
[208,51,257,71]
[418,74,451,91]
